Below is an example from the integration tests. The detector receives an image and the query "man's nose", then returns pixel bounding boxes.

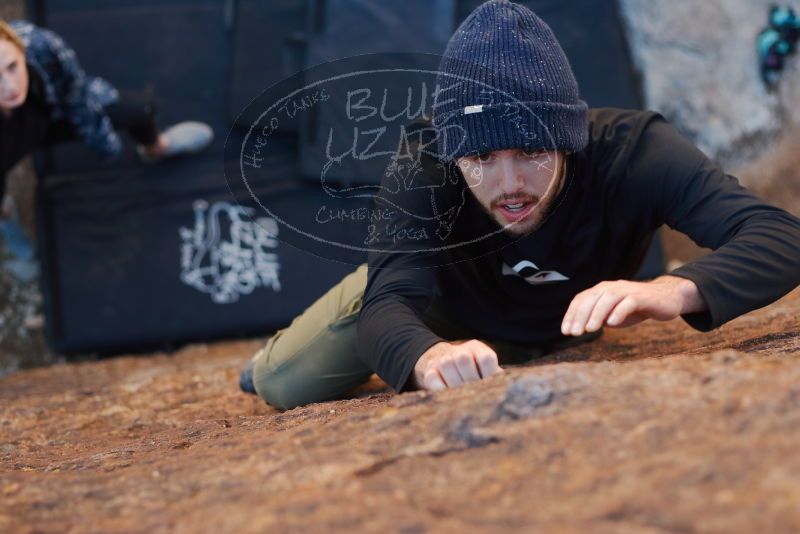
[499,155,523,193]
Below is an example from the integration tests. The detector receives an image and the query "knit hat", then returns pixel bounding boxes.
[433,0,589,160]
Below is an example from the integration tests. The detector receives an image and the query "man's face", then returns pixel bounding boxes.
[0,39,28,112]
[456,149,565,235]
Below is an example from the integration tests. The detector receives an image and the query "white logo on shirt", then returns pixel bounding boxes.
[502,260,569,285]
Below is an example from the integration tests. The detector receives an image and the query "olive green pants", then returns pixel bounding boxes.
[251,264,601,410]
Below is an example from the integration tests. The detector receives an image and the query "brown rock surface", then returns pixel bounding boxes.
[2,289,800,532]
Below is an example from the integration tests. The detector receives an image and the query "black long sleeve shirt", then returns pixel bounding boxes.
[357,108,800,392]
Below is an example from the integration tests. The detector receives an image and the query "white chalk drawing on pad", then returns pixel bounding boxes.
[179,200,281,304]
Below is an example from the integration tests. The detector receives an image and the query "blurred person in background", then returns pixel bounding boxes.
[0,18,214,284]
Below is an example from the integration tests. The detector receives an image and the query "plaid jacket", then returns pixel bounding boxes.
[11,20,122,158]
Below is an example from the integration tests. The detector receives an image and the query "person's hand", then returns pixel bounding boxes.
[411,339,505,391]
[561,276,707,336]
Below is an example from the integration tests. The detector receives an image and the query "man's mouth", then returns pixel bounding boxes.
[496,199,537,223]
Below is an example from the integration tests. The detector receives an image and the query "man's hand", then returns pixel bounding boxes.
[561,276,707,336]
[411,339,505,391]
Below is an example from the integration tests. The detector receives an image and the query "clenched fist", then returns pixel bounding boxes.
[411,339,505,391]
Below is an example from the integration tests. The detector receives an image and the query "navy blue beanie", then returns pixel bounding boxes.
[433,0,589,160]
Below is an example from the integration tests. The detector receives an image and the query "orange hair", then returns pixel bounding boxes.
[0,19,24,51]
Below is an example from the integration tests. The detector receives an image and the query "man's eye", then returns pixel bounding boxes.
[521,148,544,157]
[476,153,493,162]
[8,61,16,73]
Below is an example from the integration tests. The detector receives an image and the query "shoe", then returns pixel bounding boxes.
[137,121,214,163]
[239,358,257,395]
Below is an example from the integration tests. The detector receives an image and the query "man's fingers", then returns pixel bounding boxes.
[607,296,639,327]
[585,291,627,332]
[462,340,502,378]
[423,369,447,391]
[566,289,604,336]
[477,353,503,378]
[437,357,464,388]
[475,350,503,378]
[454,351,481,383]
[416,341,503,392]
[561,295,582,334]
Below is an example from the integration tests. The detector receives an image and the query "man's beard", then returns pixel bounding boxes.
[479,157,566,237]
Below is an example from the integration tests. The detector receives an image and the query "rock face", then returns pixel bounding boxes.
[619,0,800,167]
[2,290,800,532]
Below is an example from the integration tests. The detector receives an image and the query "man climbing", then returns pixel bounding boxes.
[240,0,800,409]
